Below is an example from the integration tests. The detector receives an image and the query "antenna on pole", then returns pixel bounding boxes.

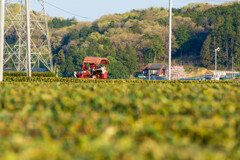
[214,47,220,79]
[0,0,5,82]
[168,0,172,80]
[4,0,53,73]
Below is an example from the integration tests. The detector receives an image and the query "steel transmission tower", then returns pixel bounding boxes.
[4,0,53,72]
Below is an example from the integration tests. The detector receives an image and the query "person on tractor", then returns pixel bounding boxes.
[75,57,109,79]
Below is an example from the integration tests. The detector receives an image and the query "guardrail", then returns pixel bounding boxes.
[222,73,240,80]
[179,76,206,81]
[210,70,239,74]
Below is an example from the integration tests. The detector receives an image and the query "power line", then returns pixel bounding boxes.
[44,1,92,20]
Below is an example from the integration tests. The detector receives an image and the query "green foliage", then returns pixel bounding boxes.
[31,72,56,77]
[5,29,18,45]
[0,81,240,159]
[60,56,76,77]
[200,35,213,67]
[124,46,138,75]
[107,56,129,79]
[62,29,79,45]
[130,22,141,33]
[91,22,100,32]
[197,4,240,68]
[3,71,55,77]
[56,49,65,65]
[116,46,137,76]
[48,17,77,29]
[143,34,164,64]
[2,76,240,84]
[79,26,93,40]
[175,25,191,51]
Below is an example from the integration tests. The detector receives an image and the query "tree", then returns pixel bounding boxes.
[56,49,65,65]
[144,34,164,64]
[91,22,99,32]
[175,25,191,52]
[61,56,75,77]
[49,17,77,29]
[62,29,79,45]
[67,45,78,58]
[79,27,93,40]
[124,46,138,75]
[107,56,129,79]
[130,22,141,33]
[67,45,85,71]
[200,35,212,67]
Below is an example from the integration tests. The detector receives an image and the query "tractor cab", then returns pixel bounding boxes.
[75,57,109,79]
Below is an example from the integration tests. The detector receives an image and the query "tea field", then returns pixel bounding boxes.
[0,79,240,160]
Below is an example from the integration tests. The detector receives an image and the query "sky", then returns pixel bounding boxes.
[31,0,235,21]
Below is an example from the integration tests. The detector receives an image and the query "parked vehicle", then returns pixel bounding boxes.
[179,77,205,81]
[137,74,146,79]
[205,75,214,80]
[144,75,167,80]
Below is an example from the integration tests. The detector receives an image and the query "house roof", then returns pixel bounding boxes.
[83,57,109,65]
[143,63,167,70]
[142,64,152,70]
[163,66,168,70]
[148,64,165,69]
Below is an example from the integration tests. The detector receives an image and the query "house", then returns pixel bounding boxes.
[142,63,168,77]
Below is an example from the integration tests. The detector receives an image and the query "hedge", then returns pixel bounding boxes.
[3,71,56,77]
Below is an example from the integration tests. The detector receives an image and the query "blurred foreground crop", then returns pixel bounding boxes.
[0,81,240,160]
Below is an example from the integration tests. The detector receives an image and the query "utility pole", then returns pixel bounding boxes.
[168,0,172,80]
[148,70,150,80]
[181,51,183,66]
[0,0,5,82]
[214,47,220,78]
[56,68,58,78]
[25,0,31,77]
[232,56,234,78]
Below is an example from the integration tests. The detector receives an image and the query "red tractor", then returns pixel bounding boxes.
[75,57,109,79]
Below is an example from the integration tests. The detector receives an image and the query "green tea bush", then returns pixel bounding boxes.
[0,81,240,159]
[3,71,55,77]
[3,76,240,84]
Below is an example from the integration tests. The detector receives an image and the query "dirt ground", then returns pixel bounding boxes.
[187,68,213,78]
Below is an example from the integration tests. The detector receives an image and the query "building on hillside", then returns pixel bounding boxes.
[142,63,168,77]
